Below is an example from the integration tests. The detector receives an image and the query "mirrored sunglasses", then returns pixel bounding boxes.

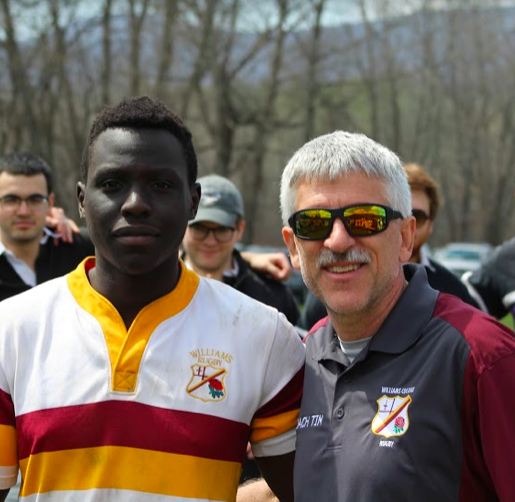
[288,204,404,240]
[411,209,430,228]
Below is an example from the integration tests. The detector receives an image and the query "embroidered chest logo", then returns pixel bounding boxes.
[187,348,233,402]
[371,395,412,438]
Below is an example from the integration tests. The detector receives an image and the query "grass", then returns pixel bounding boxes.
[500,314,514,330]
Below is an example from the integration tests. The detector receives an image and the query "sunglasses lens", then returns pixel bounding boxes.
[344,205,387,236]
[412,209,429,227]
[293,209,332,239]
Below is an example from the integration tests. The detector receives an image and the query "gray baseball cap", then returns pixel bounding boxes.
[190,174,245,227]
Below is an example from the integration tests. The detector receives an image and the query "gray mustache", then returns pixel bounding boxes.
[317,248,372,269]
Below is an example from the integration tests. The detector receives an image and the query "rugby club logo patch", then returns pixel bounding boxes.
[187,348,233,402]
[187,364,227,402]
[371,395,412,438]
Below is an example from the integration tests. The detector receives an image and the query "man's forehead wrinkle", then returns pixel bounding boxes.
[90,150,182,173]
[92,132,184,165]
[90,164,183,185]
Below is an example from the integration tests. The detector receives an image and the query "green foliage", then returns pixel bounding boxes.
[500,314,514,331]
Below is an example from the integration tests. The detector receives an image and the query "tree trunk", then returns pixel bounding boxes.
[129,0,151,96]
[303,0,326,142]
[101,0,114,105]
[154,0,179,97]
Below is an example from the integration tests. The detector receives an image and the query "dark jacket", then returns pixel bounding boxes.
[182,249,300,326]
[298,259,479,331]
[0,230,94,302]
[465,237,515,319]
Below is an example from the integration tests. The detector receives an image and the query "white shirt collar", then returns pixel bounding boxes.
[0,227,60,287]
[0,227,58,255]
[419,246,436,272]
[40,226,61,245]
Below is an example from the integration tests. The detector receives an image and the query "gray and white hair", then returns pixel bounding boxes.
[280,131,412,224]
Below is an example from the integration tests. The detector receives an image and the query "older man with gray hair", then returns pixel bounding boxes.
[238,131,515,502]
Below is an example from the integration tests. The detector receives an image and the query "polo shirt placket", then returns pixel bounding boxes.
[294,264,511,502]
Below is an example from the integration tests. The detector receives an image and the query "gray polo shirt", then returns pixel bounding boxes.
[294,264,515,501]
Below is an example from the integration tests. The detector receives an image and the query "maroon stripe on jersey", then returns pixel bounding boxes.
[16,400,249,462]
[0,388,15,426]
[254,366,304,419]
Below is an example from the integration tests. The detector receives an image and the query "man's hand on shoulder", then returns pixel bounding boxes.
[241,251,291,281]
[46,206,80,245]
[252,451,294,502]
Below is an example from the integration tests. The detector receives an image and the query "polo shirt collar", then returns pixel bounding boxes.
[420,246,436,272]
[313,322,348,365]
[369,264,438,354]
[312,264,438,362]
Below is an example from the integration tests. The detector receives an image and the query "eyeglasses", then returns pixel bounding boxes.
[288,204,404,240]
[0,194,49,211]
[189,223,236,243]
[412,209,430,228]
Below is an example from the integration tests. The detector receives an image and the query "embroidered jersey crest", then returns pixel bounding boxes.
[371,395,412,438]
[187,364,228,402]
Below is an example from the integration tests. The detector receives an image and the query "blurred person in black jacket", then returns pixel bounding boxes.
[181,174,300,484]
[0,152,93,302]
[463,237,515,321]
[181,174,299,325]
[299,162,479,331]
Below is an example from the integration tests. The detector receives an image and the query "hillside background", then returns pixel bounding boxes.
[1,0,515,247]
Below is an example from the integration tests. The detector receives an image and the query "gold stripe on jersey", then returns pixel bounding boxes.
[67,259,200,392]
[250,408,299,442]
[19,445,240,499]
[0,424,17,465]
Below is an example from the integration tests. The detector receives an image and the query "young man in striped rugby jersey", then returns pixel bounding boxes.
[0,97,303,502]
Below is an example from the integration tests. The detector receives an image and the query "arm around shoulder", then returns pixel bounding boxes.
[237,478,279,502]
[254,451,294,502]
[241,251,291,281]
[237,451,295,502]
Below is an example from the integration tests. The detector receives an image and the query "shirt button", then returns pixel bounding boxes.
[335,408,344,419]
[342,375,352,383]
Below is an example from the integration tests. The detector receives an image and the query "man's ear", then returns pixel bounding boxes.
[399,215,416,263]
[189,182,201,220]
[77,182,86,219]
[428,220,435,237]
[235,219,246,241]
[282,226,300,270]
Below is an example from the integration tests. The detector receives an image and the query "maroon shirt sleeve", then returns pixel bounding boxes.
[477,353,515,500]
[460,339,515,501]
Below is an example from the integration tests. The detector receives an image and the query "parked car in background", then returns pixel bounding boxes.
[433,242,493,278]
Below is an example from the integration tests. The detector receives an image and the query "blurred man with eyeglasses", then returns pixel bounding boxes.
[182,174,300,484]
[0,152,93,302]
[182,174,299,326]
[299,162,478,330]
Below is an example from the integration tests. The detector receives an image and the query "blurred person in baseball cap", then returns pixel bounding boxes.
[182,174,298,324]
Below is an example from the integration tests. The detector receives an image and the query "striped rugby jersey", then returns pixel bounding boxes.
[0,258,304,501]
